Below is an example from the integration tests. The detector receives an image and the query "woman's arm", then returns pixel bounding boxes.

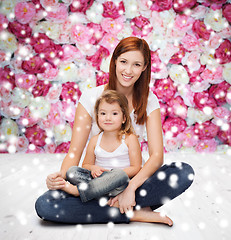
[110,109,163,213]
[122,134,142,178]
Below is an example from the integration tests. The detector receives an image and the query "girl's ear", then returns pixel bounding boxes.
[122,115,126,124]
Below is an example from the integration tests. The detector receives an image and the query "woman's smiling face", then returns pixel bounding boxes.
[115,50,146,89]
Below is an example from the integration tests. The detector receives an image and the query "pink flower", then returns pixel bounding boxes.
[151,51,163,72]
[181,34,200,51]
[182,51,201,72]
[17,108,40,127]
[201,66,223,84]
[192,20,211,40]
[194,91,217,111]
[0,67,15,100]
[101,17,124,35]
[30,33,54,54]
[42,44,64,66]
[44,142,57,153]
[46,4,68,22]
[14,1,36,24]
[152,78,177,103]
[40,0,59,9]
[226,87,231,104]
[70,0,94,13]
[15,74,37,90]
[22,56,46,74]
[195,139,217,153]
[174,15,194,33]
[46,84,62,103]
[0,13,8,31]
[32,80,52,97]
[209,81,231,105]
[202,0,227,10]
[131,16,153,37]
[150,0,172,12]
[54,142,70,153]
[213,106,231,122]
[26,145,45,153]
[194,121,219,140]
[96,71,109,86]
[102,1,125,19]
[16,135,29,153]
[215,39,231,64]
[140,140,148,152]
[47,102,64,125]
[173,0,197,13]
[99,33,119,52]
[60,82,82,104]
[217,124,231,146]
[169,45,186,64]
[167,96,188,119]
[25,125,47,147]
[0,51,6,64]
[61,45,83,62]
[62,101,76,122]
[71,24,93,44]
[177,126,199,147]
[38,63,59,81]
[162,117,187,137]
[223,4,231,23]
[164,137,181,152]
[87,23,105,45]
[8,21,32,42]
[186,65,206,78]
[159,102,168,125]
[86,46,110,70]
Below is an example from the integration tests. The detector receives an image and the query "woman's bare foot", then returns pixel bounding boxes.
[130,207,173,227]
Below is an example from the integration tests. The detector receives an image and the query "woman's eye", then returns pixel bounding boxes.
[135,63,141,67]
[120,60,126,64]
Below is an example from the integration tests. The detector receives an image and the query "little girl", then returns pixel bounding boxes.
[63,90,173,226]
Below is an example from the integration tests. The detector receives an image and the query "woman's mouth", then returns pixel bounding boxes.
[122,74,133,81]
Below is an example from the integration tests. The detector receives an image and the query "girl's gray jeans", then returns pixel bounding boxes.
[66,166,129,202]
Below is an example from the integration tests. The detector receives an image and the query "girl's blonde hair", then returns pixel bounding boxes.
[94,90,134,138]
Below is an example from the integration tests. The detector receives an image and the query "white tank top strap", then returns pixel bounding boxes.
[96,132,103,147]
[121,134,125,143]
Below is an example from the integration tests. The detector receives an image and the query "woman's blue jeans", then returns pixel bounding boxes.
[35,162,195,224]
[66,166,129,202]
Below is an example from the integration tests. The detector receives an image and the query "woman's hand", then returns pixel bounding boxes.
[46,172,66,190]
[91,166,108,178]
[109,185,136,214]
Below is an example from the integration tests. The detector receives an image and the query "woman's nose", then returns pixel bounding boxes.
[125,65,132,74]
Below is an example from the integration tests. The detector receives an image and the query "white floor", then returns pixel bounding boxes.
[0,152,231,240]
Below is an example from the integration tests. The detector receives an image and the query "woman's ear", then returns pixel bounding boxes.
[142,64,147,72]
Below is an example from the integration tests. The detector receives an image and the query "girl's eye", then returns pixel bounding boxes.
[100,112,105,115]
[113,112,118,115]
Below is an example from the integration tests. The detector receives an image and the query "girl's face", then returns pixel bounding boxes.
[97,100,125,133]
[115,50,146,89]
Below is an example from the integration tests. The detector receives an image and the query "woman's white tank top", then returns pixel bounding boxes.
[94,132,130,170]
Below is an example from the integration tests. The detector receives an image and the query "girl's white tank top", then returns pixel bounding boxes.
[94,132,130,170]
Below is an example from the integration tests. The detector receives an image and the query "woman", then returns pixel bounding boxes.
[35,37,194,224]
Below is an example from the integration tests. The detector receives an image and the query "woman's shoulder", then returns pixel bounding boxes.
[81,85,105,96]
[146,91,160,115]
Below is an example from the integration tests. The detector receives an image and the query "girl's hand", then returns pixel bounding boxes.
[109,186,136,214]
[46,172,66,190]
[91,166,108,178]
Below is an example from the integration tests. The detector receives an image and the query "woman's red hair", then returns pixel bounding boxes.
[106,36,151,125]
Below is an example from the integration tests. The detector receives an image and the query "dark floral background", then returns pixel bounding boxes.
[0,0,231,154]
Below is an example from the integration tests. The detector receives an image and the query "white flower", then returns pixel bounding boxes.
[190,5,207,20]
[56,62,79,83]
[29,97,51,119]
[0,118,19,141]
[46,84,62,103]
[86,2,103,24]
[100,54,112,73]
[186,107,213,125]
[223,63,231,84]
[117,22,133,40]
[204,9,228,32]
[0,0,17,20]
[124,0,139,19]
[54,124,72,143]
[0,31,18,54]
[11,87,32,108]
[200,53,219,70]
[159,43,179,64]
[33,21,61,42]
[169,64,189,84]
[164,137,181,152]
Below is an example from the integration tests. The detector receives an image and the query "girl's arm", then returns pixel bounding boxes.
[46,103,92,190]
[110,109,163,213]
[82,135,108,178]
[122,134,142,178]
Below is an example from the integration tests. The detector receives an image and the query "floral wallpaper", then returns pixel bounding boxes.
[0,0,231,154]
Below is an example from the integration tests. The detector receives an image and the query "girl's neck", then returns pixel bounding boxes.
[102,130,120,140]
